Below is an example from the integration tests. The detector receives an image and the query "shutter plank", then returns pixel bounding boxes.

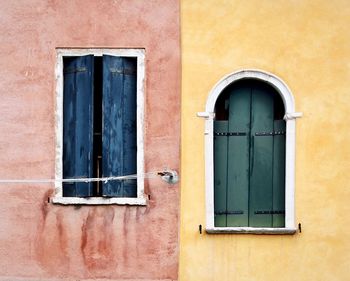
[63,56,94,197]
[63,58,76,197]
[102,56,137,197]
[249,84,274,227]
[123,58,137,197]
[226,85,251,227]
[273,120,286,227]
[214,121,228,227]
[121,58,137,197]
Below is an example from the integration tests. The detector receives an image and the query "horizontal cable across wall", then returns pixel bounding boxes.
[0,170,178,184]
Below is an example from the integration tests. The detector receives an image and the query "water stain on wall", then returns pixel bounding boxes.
[81,207,115,273]
[37,194,118,277]
[36,189,70,272]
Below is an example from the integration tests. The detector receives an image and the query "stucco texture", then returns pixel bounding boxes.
[0,1,180,280]
[180,1,350,281]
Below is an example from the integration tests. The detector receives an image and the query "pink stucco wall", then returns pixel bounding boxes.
[0,1,180,280]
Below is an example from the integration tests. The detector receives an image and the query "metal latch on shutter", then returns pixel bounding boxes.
[215,211,244,215]
[214,132,246,136]
[63,67,87,74]
[254,210,285,214]
[109,68,136,75]
[255,131,285,136]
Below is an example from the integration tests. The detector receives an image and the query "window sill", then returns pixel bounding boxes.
[51,196,147,206]
[206,227,297,235]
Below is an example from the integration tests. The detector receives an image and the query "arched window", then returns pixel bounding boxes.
[198,70,301,234]
[214,79,285,228]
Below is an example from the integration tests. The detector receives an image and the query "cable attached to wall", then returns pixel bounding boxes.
[0,169,179,185]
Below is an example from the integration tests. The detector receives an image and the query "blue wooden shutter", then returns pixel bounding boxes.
[102,55,137,197]
[63,55,94,197]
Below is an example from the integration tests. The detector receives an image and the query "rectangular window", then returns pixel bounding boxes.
[53,49,145,205]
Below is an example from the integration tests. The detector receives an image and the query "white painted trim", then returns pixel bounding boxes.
[205,69,296,113]
[52,196,147,206]
[284,112,303,120]
[54,48,145,205]
[204,69,299,233]
[197,112,215,119]
[206,227,297,234]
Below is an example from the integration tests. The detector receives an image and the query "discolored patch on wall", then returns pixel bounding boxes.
[81,207,115,274]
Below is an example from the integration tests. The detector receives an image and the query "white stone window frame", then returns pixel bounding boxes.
[198,69,302,234]
[52,48,146,205]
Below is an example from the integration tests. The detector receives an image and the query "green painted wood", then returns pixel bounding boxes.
[272,120,286,227]
[249,84,274,227]
[214,121,228,227]
[226,85,251,227]
[214,81,286,228]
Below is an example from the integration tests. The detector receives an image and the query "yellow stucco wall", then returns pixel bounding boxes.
[179,1,350,281]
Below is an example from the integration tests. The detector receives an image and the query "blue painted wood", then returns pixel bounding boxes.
[102,55,137,197]
[63,56,94,197]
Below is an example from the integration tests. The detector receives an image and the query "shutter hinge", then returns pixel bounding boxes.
[255,131,286,136]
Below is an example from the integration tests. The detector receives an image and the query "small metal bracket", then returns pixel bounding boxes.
[254,210,285,214]
[158,169,179,184]
[284,112,303,120]
[197,112,215,119]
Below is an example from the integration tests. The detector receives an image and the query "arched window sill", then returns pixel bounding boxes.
[206,227,297,235]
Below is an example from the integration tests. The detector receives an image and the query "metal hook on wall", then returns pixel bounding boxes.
[158,169,179,184]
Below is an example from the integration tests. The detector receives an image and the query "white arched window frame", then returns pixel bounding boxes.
[198,70,302,234]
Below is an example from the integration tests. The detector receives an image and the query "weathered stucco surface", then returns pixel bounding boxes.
[0,1,180,280]
[180,1,350,281]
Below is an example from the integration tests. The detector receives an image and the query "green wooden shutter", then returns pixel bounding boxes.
[226,86,251,227]
[214,81,286,227]
[249,85,274,227]
[214,85,251,227]
[272,120,286,227]
[102,55,137,197]
[63,55,94,197]
[214,121,228,227]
